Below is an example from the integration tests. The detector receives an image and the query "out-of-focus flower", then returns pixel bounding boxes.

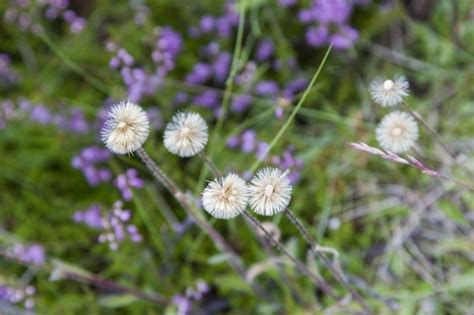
[8,244,46,266]
[0,284,36,309]
[376,111,419,153]
[71,146,111,186]
[115,168,144,200]
[75,202,142,250]
[299,0,361,49]
[73,204,104,228]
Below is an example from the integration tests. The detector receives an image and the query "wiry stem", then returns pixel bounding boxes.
[199,151,222,178]
[242,211,335,297]
[402,102,474,179]
[198,153,335,297]
[135,147,267,299]
[285,209,372,314]
[401,102,456,160]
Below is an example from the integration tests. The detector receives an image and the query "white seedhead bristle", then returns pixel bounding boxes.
[201,173,249,219]
[369,75,409,107]
[164,112,208,157]
[248,167,292,216]
[101,101,150,154]
[376,111,419,153]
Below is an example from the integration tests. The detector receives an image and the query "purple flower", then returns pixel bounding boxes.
[76,201,142,250]
[0,284,36,309]
[29,105,51,124]
[231,94,252,113]
[283,78,309,99]
[241,129,257,153]
[72,146,111,186]
[186,63,213,84]
[213,52,231,83]
[192,90,220,109]
[73,204,104,229]
[199,16,215,33]
[306,26,329,47]
[256,39,274,61]
[114,169,144,201]
[226,135,240,149]
[299,0,360,49]
[255,80,279,96]
[9,244,46,265]
[0,53,18,84]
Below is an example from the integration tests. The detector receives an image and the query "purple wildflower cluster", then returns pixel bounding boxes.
[227,130,304,182]
[71,146,112,186]
[7,244,46,266]
[298,0,361,49]
[172,280,210,315]
[0,284,36,310]
[114,169,144,201]
[73,201,142,251]
[4,0,86,33]
[188,2,239,39]
[0,98,89,132]
[0,54,18,85]
[107,27,182,102]
[254,78,308,118]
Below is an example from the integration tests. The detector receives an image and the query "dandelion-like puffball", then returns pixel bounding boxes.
[101,101,150,154]
[376,111,419,153]
[164,112,208,157]
[248,168,292,216]
[369,75,409,107]
[202,173,249,219]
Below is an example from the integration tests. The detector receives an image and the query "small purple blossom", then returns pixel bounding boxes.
[172,280,211,315]
[0,284,36,309]
[298,0,361,49]
[256,39,274,61]
[231,94,252,113]
[114,169,144,201]
[0,53,18,84]
[73,204,104,228]
[8,244,46,266]
[75,201,142,250]
[71,146,112,186]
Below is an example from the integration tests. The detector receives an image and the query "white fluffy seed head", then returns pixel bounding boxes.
[101,101,150,154]
[164,112,208,157]
[248,168,292,216]
[201,173,249,219]
[376,111,419,153]
[369,75,409,107]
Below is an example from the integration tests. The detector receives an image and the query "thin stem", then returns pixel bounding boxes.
[135,148,267,299]
[401,103,455,159]
[198,151,222,177]
[285,209,372,314]
[0,251,166,305]
[242,212,335,297]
